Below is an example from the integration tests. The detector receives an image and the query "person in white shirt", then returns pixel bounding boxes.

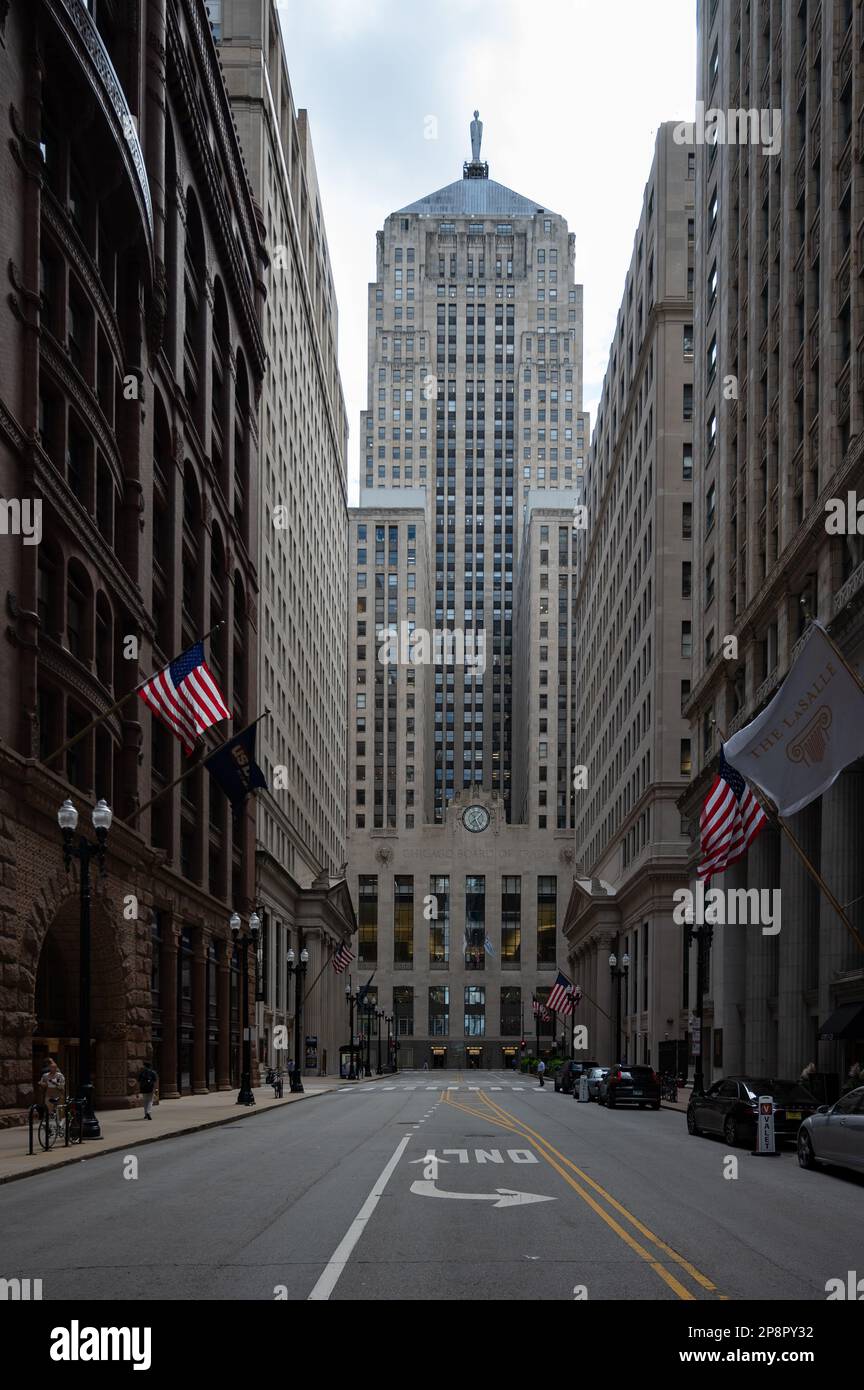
[39,1057,65,1107]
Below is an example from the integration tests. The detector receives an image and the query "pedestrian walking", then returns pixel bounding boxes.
[537,1058,546,1088]
[138,1060,158,1119]
[841,1061,861,1094]
[799,1060,818,1092]
[423,1059,429,1071]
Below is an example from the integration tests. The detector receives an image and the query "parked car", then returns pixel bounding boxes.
[554,1060,598,1094]
[581,1065,610,1102]
[797,1085,864,1175]
[598,1065,660,1109]
[687,1076,821,1146]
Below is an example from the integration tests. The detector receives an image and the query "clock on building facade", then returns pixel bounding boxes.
[462,805,490,833]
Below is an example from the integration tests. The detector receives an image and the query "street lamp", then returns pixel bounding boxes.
[345,983,363,1081]
[391,993,400,1074]
[287,945,308,1092]
[609,950,630,1065]
[385,1012,393,1074]
[231,911,259,1105]
[375,1007,385,1074]
[685,908,712,1095]
[57,797,112,1139]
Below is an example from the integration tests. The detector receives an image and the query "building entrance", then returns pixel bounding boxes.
[431,1046,447,1069]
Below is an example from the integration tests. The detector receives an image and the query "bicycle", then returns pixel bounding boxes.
[36,1095,84,1150]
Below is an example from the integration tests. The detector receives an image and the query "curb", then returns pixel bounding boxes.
[0,1085,339,1187]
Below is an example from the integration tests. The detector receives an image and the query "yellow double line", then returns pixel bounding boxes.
[441,1087,727,1302]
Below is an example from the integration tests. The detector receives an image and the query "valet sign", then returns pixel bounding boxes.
[756,1096,776,1154]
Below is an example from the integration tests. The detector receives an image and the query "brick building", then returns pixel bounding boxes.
[0,0,266,1114]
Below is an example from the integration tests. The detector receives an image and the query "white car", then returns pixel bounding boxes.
[797,1085,864,1174]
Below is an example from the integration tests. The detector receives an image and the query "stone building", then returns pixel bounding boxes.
[346,119,586,1066]
[215,0,355,1079]
[0,0,266,1114]
[680,0,864,1088]
[562,125,696,1074]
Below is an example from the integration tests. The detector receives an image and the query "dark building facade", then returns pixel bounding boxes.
[0,0,266,1115]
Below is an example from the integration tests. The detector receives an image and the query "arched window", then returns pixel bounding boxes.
[211,278,230,492]
[66,559,93,664]
[181,466,202,642]
[232,575,246,725]
[183,190,207,434]
[95,591,113,689]
[233,350,250,537]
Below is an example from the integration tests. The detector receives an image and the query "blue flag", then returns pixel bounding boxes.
[204,722,267,813]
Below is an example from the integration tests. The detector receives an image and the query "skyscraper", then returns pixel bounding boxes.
[217,0,355,1079]
[346,119,587,1068]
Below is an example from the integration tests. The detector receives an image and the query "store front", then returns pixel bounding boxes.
[431,1045,447,1069]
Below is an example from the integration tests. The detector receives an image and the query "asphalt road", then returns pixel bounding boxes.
[3,1070,862,1301]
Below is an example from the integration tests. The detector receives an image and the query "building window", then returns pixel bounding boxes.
[501,876,521,963]
[464,985,485,1036]
[537,876,557,965]
[358,875,378,964]
[429,874,450,965]
[500,986,521,1036]
[465,875,485,969]
[394,874,414,964]
[429,985,449,1036]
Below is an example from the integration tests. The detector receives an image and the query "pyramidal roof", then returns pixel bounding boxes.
[397,177,552,219]
[395,110,557,220]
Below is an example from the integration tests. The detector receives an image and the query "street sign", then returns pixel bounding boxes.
[577,1075,590,1104]
[752,1095,781,1157]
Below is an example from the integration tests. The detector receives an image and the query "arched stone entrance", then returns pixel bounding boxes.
[31,888,129,1108]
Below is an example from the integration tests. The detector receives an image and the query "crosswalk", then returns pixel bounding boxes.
[336,1082,551,1094]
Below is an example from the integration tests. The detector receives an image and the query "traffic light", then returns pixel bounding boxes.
[520,1039,526,1051]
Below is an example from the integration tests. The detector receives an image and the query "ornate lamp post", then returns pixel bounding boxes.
[685,907,713,1095]
[608,951,630,1065]
[391,994,400,1074]
[231,911,260,1105]
[375,1007,385,1074]
[57,798,113,1139]
[385,1013,393,1073]
[287,945,308,1093]
[345,984,361,1080]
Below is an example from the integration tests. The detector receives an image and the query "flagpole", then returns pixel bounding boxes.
[40,622,226,768]
[714,719,864,955]
[126,708,270,823]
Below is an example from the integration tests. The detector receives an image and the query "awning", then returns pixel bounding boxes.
[818,1001,864,1041]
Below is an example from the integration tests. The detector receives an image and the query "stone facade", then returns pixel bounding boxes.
[0,0,265,1114]
[216,0,354,1076]
[563,125,696,1076]
[679,0,864,1088]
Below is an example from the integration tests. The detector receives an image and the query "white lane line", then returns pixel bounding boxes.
[307,1134,413,1301]
[382,1086,397,1091]
[490,1086,503,1091]
[425,1087,437,1091]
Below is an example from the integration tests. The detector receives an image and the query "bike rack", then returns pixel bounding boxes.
[28,1104,39,1155]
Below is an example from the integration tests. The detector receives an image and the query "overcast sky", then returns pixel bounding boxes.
[276,0,697,501]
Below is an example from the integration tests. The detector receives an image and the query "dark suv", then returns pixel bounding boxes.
[598,1065,661,1109]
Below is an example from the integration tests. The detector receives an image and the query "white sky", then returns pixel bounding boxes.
[276,0,697,502]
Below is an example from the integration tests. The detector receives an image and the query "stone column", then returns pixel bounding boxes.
[191,928,208,1093]
[160,919,179,1099]
[715,856,747,1076]
[593,928,618,1062]
[777,804,821,1076]
[216,940,231,1090]
[818,767,864,1082]
[744,825,781,1074]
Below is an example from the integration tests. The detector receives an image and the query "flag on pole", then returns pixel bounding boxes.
[723,621,864,816]
[203,722,267,814]
[547,971,577,1016]
[332,942,354,974]
[532,997,551,1022]
[698,745,767,879]
[138,641,231,753]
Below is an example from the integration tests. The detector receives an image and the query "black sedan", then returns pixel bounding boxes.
[687,1076,822,1146]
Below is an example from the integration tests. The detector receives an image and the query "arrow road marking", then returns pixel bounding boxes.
[410,1178,555,1208]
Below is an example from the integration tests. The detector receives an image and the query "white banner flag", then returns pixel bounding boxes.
[724,623,864,816]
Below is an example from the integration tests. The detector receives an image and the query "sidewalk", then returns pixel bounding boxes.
[0,1074,368,1185]
[661,1084,692,1113]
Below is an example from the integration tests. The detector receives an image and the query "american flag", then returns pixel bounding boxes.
[698,745,767,880]
[332,942,354,974]
[547,971,577,1016]
[138,642,231,754]
[532,997,551,1022]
